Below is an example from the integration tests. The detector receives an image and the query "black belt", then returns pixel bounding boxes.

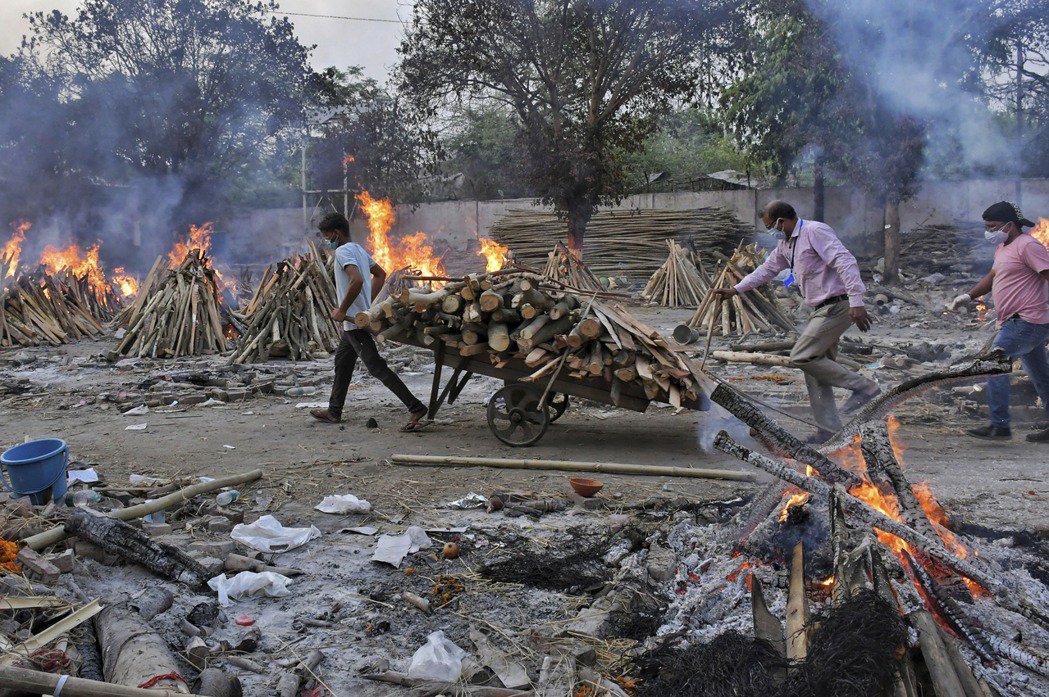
[814,294,848,309]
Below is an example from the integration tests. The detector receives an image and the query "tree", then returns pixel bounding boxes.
[306,67,439,205]
[440,104,531,200]
[19,0,311,228]
[398,0,735,252]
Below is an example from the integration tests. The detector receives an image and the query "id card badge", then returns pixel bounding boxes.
[783,273,796,288]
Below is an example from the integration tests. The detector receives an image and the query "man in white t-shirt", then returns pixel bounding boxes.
[310,212,428,431]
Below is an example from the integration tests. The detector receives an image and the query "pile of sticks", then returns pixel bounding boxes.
[0,272,105,347]
[489,207,751,279]
[355,270,705,407]
[53,268,122,320]
[229,243,339,364]
[542,241,604,292]
[679,243,795,339]
[116,250,235,358]
[641,239,708,307]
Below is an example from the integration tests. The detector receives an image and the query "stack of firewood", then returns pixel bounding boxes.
[0,272,105,347]
[355,270,704,407]
[489,206,751,279]
[541,242,604,292]
[679,244,796,339]
[229,244,340,364]
[641,239,708,307]
[117,250,235,358]
[54,267,122,320]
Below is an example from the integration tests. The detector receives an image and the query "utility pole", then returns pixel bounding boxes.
[1015,38,1024,205]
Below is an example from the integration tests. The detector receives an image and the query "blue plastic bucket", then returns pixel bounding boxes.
[0,438,69,505]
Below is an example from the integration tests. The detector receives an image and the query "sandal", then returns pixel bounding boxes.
[310,409,341,424]
[400,410,431,433]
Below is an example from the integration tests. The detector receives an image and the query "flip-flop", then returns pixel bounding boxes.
[400,417,433,433]
[310,409,341,424]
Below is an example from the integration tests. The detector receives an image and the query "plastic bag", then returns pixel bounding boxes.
[407,630,466,682]
[230,515,321,553]
[315,493,371,514]
[371,526,432,567]
[208,571,292,606]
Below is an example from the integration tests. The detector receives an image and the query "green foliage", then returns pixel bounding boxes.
[622,110,750,188]
[399,0,734,248]
[440,104,531,200]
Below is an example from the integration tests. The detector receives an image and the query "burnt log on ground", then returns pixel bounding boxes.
[64,508,208,588]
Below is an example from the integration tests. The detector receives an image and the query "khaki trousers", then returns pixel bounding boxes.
[789,300,874,432]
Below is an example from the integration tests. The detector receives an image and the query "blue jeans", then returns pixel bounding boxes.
[986,318,1049,428]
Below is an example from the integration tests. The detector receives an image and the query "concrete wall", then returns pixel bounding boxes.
[243,178,1049,273]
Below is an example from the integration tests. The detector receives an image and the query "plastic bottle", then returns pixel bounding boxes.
[285,386,318,397]
[66,490,102,507]
[216,490,240,506]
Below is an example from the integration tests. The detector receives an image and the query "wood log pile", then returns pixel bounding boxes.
[489,207,752,279]
[355,270,705,408]
[641,239,708,307]
[541,241,604,292]
[0,272,105,348]
[116,250,235,358]
[229,243,339,364]
[679,243,795,339]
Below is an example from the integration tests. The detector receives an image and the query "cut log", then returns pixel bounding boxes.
[786,542,809,663]
[96,605,190,692]
[751,575,786,667]
[64,508,208,588]
[909,610,968,697]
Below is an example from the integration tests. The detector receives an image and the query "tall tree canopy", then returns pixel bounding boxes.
[15,0,311,229]
[399,0,735,252]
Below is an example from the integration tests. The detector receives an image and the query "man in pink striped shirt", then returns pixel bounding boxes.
[714,200,879,443]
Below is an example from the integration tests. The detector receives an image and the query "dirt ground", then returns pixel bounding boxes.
[1,298,1047,694]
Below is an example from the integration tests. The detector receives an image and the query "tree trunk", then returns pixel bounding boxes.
[883,199,901,284]
[813,156,825,221]
[565,198,593,257]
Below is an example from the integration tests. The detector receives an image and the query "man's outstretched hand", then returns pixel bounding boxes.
[710,287,739,300]
[850,306,872,332]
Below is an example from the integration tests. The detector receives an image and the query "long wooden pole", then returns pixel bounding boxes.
[388,454,756,482]
[0,665,204,697]
[25,468,263,551]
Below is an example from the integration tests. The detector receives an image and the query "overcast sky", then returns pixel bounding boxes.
[0,0,408,82]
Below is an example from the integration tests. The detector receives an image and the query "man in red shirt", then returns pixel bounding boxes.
[949,201,1049,442]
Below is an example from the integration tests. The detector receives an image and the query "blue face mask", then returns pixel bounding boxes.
[327,237,340,250]
[767,219,786,240]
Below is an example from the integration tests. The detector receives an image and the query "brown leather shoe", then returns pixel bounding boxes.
[310,409,341,423]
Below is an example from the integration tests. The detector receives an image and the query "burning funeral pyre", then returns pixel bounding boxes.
[116,224,239,358]
[1,221,133,347]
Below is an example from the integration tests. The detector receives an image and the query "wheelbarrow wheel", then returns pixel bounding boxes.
[546,392,569,422]
[487,384,549,446]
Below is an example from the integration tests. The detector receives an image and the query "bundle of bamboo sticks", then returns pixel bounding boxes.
[542,241,604,292]
[355,270,705,408]
[681,244,796,338]
[641,239,708,307]
[229,244,339,364]
[489,207,751,279]
[0,272,105,347]
[116,250,234,358]
[114,256,168,329]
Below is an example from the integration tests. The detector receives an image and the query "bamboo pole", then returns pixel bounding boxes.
[388,454,756,482]
[0,665,204,697]
[25,469,263,551]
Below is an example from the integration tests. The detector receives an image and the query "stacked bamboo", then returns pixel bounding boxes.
[542,241,604,292]
[0,272,105,347]
[229,244,340,364]
[116,250,234,358]
[114,256,168,329]
[680,244,795,339]
[489,207,751,279]
[355,271,705,407]
[641,239,708,307]
[54,267,122,320]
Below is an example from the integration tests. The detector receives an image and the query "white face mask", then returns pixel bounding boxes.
[766,219,786,240]
[984,224,1010,244]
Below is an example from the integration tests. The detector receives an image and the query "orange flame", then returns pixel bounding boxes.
[886,416,906,462]
[41,241,112,300]
[343,154,356,166]
[478,238,509,273]
[779,465,815,521]
[356,190,446,279]
[1032,217,1049,249]
[2,221,29,280]
[169,222,214,268]
[111,267,139,298]
[820,576,835,587]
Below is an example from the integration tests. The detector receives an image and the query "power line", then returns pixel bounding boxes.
[269,11,402,24]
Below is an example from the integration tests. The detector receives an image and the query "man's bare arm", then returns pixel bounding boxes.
[967,270,995,299]
[370,263,386,300]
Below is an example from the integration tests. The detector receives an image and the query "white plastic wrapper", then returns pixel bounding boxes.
[371,526,432,568]
[230,515,321,553]
[208,571,292,606]
[443,493,487,509]
[315,493,372,514]
[408,631,467,682]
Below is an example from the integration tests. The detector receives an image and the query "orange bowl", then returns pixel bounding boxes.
[569,477,604,498]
